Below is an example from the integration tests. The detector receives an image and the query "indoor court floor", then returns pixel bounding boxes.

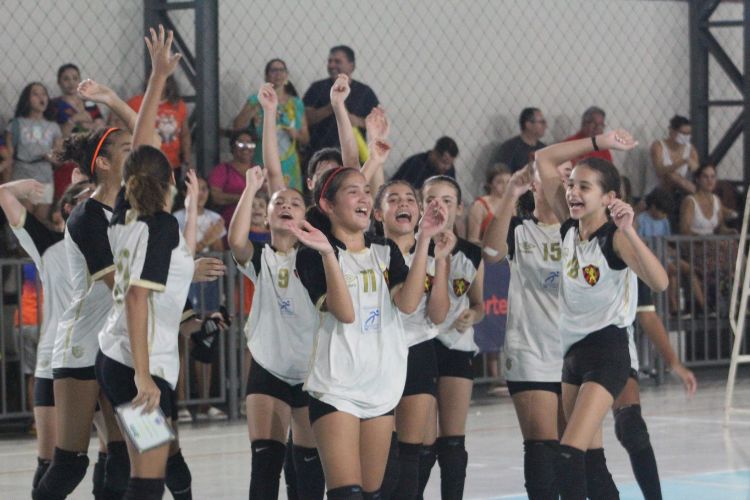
[1,368,748,499]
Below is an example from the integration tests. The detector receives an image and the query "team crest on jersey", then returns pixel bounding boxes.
[520,242,536,253]
[344,273,358,287]
[424,274,434,293]
[71,345,84,358]
[384,269,390,287]
[582,265,600,286]
[453,278,470,296]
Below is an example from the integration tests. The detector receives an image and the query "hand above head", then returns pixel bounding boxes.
[330,74,351,109]
[77,79,116,106]
[608,199,634,230]
[368,139,391,164]
[365,106,389,141]
[506,164,533,199]
[145,24,181,80]
[433,230,457,260]
[596,129,638,152]
[257,82,278,112]
[286,220,335,255]
[2,179,46,202]
[184,169,199,213]
[245,166,265,193]
[418,200,448,239]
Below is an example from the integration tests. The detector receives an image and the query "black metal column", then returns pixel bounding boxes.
[195,0,220,175]
[690,0,711,161]
[744,0,750,182]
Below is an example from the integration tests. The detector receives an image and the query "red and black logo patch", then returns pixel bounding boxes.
[453,278,470,296]
[582,265,600,286]
[424,274,434,293]
[384,269,390,287]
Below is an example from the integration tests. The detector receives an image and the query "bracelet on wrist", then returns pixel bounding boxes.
[591,135,600,151]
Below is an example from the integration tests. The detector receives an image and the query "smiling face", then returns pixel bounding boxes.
[374,182,420,238]
[250,195,268,228]
[266,59,288,87]
[327,49,354,79]
[321,170,372,232]
[232,133,255,163]
[565,165,615,220]
[422,180,461,229]
[268,188,306,232]
[58,67,81,96]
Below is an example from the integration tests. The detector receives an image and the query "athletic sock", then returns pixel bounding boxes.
[391,441,421,499]
[32,457,51,490]
[614,404,661,500]
[585,448,619,499]
[284,435,299,500]
[103,440,130,498]
[33,447,89,500]
[166,450,192,499]
[380,432,400,498]
[436,435,468,500]
[523,440,559,500]
[124,477,164,500]
[250,439,286,500]
[327,484,364,499]
[628,445,661,500]
[292,445,325,500]
[362,490,382,500]
[92,452,107,499]
[416,443,436,499]
[556,444,586,500]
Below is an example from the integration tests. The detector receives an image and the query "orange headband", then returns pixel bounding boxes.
[90,127,119,176]
[317,167,348,206]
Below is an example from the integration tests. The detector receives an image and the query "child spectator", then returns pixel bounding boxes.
[636,188,673,239]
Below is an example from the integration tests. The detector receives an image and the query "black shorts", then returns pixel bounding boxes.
[402,340,438,397]
[95,351,177,420]
[506,380,562,396]
[307,397,395,426]
[434,339,474,380]
[562,326,630,399]
[34,377,55,407]
[53,366,96,381]
[245,358,309,408]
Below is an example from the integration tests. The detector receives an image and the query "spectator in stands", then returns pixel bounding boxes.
[303,45,379,152]
[390,136,459,189]
[0,117,11,183]
[50,63,105,202]
[467,164,511,243]
[564,106,611,162]
[208,131,256,228]
[493,108,547,172]
[5,83,63,223]
[128,75,193,178]
[233,59,309,192]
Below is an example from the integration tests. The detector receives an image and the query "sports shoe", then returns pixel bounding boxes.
[178,408,192,423]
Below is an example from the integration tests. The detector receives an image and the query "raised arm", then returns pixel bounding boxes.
[330,74,360,168]
[426,230,456,325]
[228,166,265,266]
[133,25,181,149]
[360,106,390,195]
[482,166,532,263]
[0,179,45,227]
[257,83,285,195]
[182,170,199,255]
[610,199,668,292]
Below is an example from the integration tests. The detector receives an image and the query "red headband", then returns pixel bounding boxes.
[317,167,348,205]
[90,127,119,176]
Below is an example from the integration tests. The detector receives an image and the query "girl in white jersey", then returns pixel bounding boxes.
[420,175,485,500]
[372,180,454,498]
[229,81,324,500]
[292,166,444,499]
[0,179,90,492]
[536,129,668,500]
[482,163,565,499]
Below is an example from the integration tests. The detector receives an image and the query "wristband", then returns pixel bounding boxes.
[591,135,600,151]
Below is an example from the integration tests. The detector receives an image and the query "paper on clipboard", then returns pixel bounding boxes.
[115,402,175,453]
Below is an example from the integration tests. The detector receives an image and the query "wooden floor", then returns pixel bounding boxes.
[0,367,748,499]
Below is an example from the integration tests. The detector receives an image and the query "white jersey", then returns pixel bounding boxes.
[238,245,318,385]
[52,198,115,371]
[10,210,67,379]
[628,278,658,372]
[435,238,483,353]
[99,207,194,389]
[296,234,409,418]
[503,217,563,382]
[399,247,438,347]
[559,219,637,354]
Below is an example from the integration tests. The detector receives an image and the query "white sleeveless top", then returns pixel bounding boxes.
[688,194,720,235]
[645,140,691,194]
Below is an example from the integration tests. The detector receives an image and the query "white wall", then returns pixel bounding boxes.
[1,0,740,198]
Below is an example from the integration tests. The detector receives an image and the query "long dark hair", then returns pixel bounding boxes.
[372,179,418,236]
[14,82,55,120]
[123,146,172,216]
[265,58,298,97]
[56,127,127,184]
[422,175,463,204]
[306,167,359,237]
[576,157,621,195]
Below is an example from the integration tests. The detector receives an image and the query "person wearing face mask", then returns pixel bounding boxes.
[646,115,700,198]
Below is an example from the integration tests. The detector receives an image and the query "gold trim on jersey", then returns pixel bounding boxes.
[129,279,166,293]
[315,294,327,311]
[91,264,116,282]
[10,208,26,229]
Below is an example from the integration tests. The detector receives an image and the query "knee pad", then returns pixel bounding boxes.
[555,445,586,500]
[92,451,107,499]
[104,441,130,496]
[614,404,651,454]
[283,438,298,500]
[522,440,559,500]
[250,439,286,500]
[327,485,363,499]
[33,448,89,500]
[416,443,437,499]
[32,457,51,490]
[292,445,325,500]
[393,442,421,500]
[585,448,619,500]
[362,490,382,500]
[124,478,165,500]
[436,436,468,500]
[380,432,400,498]
[166,450,193,500]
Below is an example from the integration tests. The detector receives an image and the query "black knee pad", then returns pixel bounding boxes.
[284,436,299,500]
[555,445,586,500]
[585,448,619,500]
[104,441,130,496]
[124,477,165,500]
[327,485,363,499]
[32,457,51,491]
[362,490,382,500]
[33,447,90,500]
[166,450,192,500]
[292,445,325,500]
[393,441,421,500]
[614,404,651,454]
[92,451,107,499]
[250,439,286,500]
[380,432,400,499]
[436,436,468,500]
[523,440,559,500]
[416,444,437,499]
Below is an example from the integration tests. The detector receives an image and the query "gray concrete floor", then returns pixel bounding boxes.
[0,368,748,499]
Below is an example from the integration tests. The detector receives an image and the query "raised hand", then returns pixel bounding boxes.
[204,220,225,242]
[77,79,116,106]
[418,200,448,239]
[506,164,533,199]
[597,129,638,152]
[245,166,265,193]
[365,106,389,140]
[257,82,278,112]
[3,179,45,202]
[145,25,181,79]
[330,74,351,109]
[609,198,634,230]
[368,139,391,165]
[433,230,457,260]
[286,220,334,255]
